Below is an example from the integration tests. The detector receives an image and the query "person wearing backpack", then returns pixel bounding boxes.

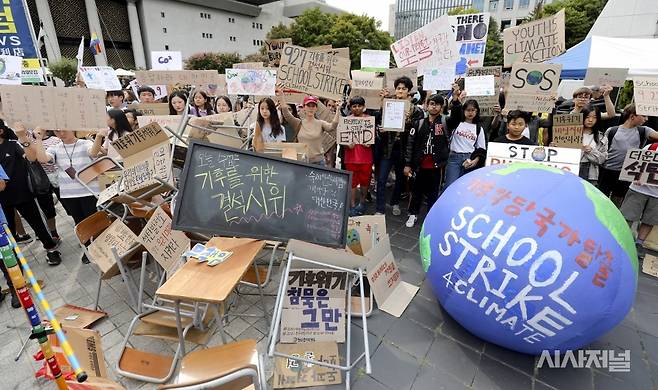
[599,104,658,206]
[403,94,453,227]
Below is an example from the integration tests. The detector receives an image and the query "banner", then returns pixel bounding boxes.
[226,68,276,96]
[552,113,583,149]
[619,148,658,186]
[633,77,658,117]
[0,55,22,85]
[337,116,375,145]
[465,66,501,116]
[360,49,390,72]
[503,9,565,67]
[486,142,582,174]
[0,1,37,59]
[150,51,183,70]
[391,15,459,69]
[448,13,490,75]
[79,66,122,91]
[584,68,628,88]
[505,63,561,113]
[350,70,383,110]
[265,38,292,67]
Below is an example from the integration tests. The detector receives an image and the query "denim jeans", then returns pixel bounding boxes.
[376,148,405,213]
[444,152,471,189]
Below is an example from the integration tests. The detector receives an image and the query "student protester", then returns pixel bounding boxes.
[253,98,286,152]
[137,86,156,103]
[444,92,487,188]
[106,90,126,111]
[123,89,137,104]
[493,110,536,145]
[3,122,62,266]
[169,91,189,115]
[190,91,214,117]
[215,95,233,113]
[599,104,658,206]
[28,128,63,239]
[342,96,373,216]
[124,109,140,131]
[0,163,21,307]
[403,94,451,227]
[376,76,424,216]
[91,109,134,161]
[579,106,608,184]
[571,86,616,119]
[276,88,340,166]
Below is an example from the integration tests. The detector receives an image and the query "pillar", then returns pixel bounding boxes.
[83,0,107,66]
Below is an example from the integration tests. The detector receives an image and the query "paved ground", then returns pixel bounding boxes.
[1,203,657,390]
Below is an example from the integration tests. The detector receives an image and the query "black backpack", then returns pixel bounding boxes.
[606,126,647,151]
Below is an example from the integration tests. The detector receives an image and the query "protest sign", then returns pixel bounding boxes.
[138,206,190,274]
[486,142,582,173]
[505,63,561,113]
[233,62,265,69]
[277,44,351,101]
[226,68,276,96]
[382,99,409,132]
[337,117,375,145]
[503,9,565,67]
[0,85,106,130]
[633,77,658,116]
[127,103,170,116]
[643,254,658,278]
[135,70,221,86]
[21,67,44,84]
[465,66,501,116]
[274,342,341,388]
[312,46,350,60]
[346,215,386,256]
[448,13,490,74]
[150,51,182,70]
[584,68,628,87]
[391,15,459,69]
[136,115,183,131]
[465,75,495,96]
[619,148,658,186]
[384,67,418,93]
[88,219,139,277]
[79,66,122,91]
[360,49,390,72]
[129,79,168,101]
[365,235,418,317]
[552,113,583,149]
[54,304,106,329]
[266,38,293,67]
[350,70,384,110]
[281,269,347,343]
[422,66,456,91]
[0,55,22,85]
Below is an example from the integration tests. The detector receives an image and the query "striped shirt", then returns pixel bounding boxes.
[46,139,99,198]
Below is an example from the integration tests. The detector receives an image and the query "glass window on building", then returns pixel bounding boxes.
[500,19,511,31]
[505,0,514,9]
[473,0,485,11]
[519,0,530,8]
[490,0,498,11]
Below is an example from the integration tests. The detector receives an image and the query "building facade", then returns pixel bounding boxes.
[474,0,554,31]
[588,0,658,38]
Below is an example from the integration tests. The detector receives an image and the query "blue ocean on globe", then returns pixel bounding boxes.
[419,163,638,355]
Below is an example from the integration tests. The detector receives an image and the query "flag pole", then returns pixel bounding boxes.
[21,0,50,86]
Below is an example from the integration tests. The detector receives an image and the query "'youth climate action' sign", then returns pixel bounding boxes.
[505,63,561,113]
[277,44,351,101]
[486,142,582,173]
[503,9,565,67]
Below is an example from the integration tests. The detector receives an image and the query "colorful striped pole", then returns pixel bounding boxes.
[1,225,87,387]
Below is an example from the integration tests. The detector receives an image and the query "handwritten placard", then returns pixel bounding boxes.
[465,75,495,96]
[226,68,276,96]
[360,49,390,72]
[150,51,183,70]
[448,13,490,73]
[127,103,170,116]
[552,113,583,149]
[619,148,658,186]
[135,70,222,86]
[505,63,561,113]
[382,99,408,132]
[486,142,582,174]
[0,55,22,85]
[346,215,386,256]
[79,66,122,91]
[642,254,658,278]
[584,68,629,88]
[274,342,342,389]
[391,15,459,69]
[277,44,351,101]
[111,122,169,159]
[137,206,190,274]
[633,77,658,116]
[503,9,565,67]
[337,117,375,145]
[265,38,292,67]
[88,219,139,275]
[422,66,456,91]
[465,66,501,116]
[350,70,384,110]
[384,67,418,94]
[136,115,183,131]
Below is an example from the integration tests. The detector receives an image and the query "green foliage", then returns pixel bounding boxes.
[445,7,504,66]
[447,7,481,16]
[49,57,78,87]
[618,80,634,110]
[184,52,241,73]
[243,53,268,65]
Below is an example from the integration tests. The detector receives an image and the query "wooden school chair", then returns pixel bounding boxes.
[75,156,129,220]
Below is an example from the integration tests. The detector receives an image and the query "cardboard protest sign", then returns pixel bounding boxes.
[111,122,169,158]
[486,142,582,174]
[384,67,418,94]
[448,13,490,74]
[552,113,583,149]
[643,254,658,278]
[150,51,182,70]
[281,268,347,343]
[88,219,139,277]
[465,66,501,116]
[465,75,495,96]
[135,70,221,86]
[233,62,266,69]
[312,46,350,60]
[278,44,351,101]
[584,68,628,87]
[0,55,22,85]
[503,9,565,67]
[129,79,168,101]
[137,206,190,274]
[633,77,658,116]
[274,342,342,388]
[337,117,375,145]
[79,66,122,91]
[619,148,658,186]
[266,38,293,67]
[54,304,107,329]
[365,235,418,317]
[422,66,456,91]
[360,49,390,72]
[382,99,409,132]
[505,63,561,113]
[127,103,170,116]
[350,70,384,110]
[346,215,386,256]
[0,85,107,130]
[49,327,108,378]
[136,115,183,131]
[391,15,459,69]
[226,68,276,96]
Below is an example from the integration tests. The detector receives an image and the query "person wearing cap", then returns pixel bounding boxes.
[275,88,341,165]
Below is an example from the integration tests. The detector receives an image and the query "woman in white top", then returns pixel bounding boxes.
[253,98,286,152]
[90,109,133,162]
[445,92,487,188]
[579,106,607,183]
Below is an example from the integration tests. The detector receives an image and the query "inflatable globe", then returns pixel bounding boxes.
[419,163,637,355]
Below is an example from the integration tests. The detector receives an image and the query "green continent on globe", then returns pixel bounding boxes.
[492,162,563,176]
[420,224,432,273]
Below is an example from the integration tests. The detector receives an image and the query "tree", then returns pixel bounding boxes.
[447,7,504,66]
[243,53,268,65]
[185,52,241,73]
[49,57,77,87]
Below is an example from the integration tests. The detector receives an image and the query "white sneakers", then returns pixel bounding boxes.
[406,215,418,228]
[392,205,401,216]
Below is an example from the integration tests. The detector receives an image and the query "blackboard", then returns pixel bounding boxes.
[172,140,351,247]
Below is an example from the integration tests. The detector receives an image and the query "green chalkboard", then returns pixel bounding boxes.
[172,140,351,247]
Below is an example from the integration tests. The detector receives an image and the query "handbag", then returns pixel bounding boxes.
[25,160,51,195]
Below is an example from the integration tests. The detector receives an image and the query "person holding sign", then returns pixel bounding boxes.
[571,86,616,120]
[343,96,373,216]
[106,90,127,111]
[253,98,286,152]
[579,107,608,183]
[276,88,340,165]
[90,109,134,162]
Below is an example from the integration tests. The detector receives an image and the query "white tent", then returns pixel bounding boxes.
[114,68,135,77]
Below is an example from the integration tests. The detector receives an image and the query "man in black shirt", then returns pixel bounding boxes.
[493,110,536,145]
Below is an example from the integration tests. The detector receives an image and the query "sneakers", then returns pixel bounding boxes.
[392,205,401,216]
[355,203,366,215]
[16,234,33,244]
[349,207,359,217]
[46,251,62,266]
[406,215,418,228]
